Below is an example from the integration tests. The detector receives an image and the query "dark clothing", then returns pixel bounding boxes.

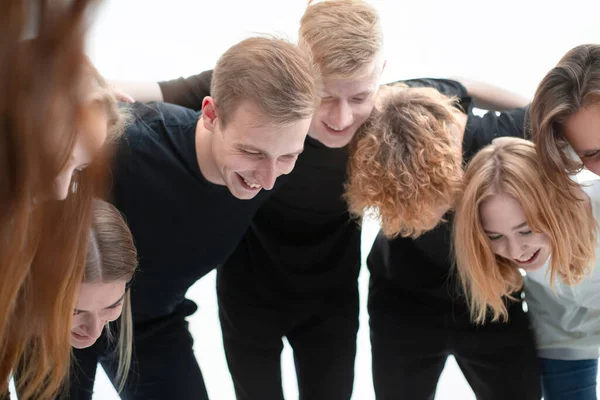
[367,106,530,314]
[159,70,213,111]
[369,304,540,400]
[113,101,273,323]
[160,72,539,399]
[161,72,478,399]
[68,301,207,400]
[67,101,276,399]
[367,106,541,399]
[159,75,472,302]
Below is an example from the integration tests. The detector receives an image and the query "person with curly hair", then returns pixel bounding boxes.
[350,83,539,399]
[345,84,465,238]
[454,137,600,400]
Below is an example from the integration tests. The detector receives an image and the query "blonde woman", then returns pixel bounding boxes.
[69,199,137,394]
[454,137,599,400]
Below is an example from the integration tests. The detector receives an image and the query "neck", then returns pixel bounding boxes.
[195,121,224,185]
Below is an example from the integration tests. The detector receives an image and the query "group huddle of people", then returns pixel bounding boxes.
[2,0,600,399]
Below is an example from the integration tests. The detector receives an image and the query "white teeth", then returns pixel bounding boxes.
[242,177,261,189]
[325,122,345,131]
[517,251,535,262]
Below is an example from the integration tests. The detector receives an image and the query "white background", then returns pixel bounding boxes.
[82,1,600,399]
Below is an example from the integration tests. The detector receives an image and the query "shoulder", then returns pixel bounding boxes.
[397,78,467,97]
[389,77,472,113]
[464,106,530,157]
[128,102,199,127]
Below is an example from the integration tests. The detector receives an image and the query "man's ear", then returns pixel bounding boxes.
[201,96,218,132]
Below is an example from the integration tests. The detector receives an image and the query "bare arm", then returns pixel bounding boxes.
[452,76,530,112]
[109,80,164,103]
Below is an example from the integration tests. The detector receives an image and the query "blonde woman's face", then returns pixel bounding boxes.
[563,104,600,176]
[71,281,126,349]
[479,193,551,272]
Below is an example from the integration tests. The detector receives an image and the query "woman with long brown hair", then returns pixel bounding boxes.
[531,44,600,195]
[454,137,599,400]
[0,1,128,397]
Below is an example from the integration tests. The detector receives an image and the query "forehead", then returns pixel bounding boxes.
[223,102,310,151]
[322,61,381,96]
[479,193,526,229]
[80,102,109,149]
[75,281,126,311]
[563,104,600,152]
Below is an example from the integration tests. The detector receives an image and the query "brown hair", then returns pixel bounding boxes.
[0,1,120,398]
[453,137,596,324]
[531,44,600,193]
[84,200,137,393]
[299,0,383,79]
[345,85,463,238]
[210,36,320,128]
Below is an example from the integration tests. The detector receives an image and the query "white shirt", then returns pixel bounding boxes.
[524,177,600,360]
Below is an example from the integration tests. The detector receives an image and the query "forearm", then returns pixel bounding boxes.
[453,77,530,112]
[109,80,163,103]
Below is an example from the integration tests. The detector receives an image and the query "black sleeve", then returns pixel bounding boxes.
[389,78,473,114]
[463,106,530,160]
[158,70,213,111]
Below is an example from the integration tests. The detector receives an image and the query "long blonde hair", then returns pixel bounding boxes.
[453,137,596,324]
[85,200,137,393]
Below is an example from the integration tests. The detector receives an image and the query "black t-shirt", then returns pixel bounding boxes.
[112,102,273,322]
[366,107,530,318]
[159,73,472,307]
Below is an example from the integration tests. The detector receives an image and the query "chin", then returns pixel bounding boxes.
[313,132,354,148]
[226,181,260,200]
[70,339,94,349]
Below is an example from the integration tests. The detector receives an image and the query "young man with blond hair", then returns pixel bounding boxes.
[65,36,319,400]
[118,1,539,399]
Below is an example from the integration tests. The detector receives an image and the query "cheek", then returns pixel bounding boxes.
[583,158,600,175]
[104,306,124,323]
[316,103,332,120]
[279,158,297,174]
[223,155,257,173]
[488,241,505,257]
[71,315,83,329]
[534,233,552,248]
[353,102,375,124]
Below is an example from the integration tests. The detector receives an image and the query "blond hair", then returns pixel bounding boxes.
[300,0,383,79]
[85,200,137,393]
[210,36,320,128]
[453,137,596,324]
[345,85,463,238]
[530,44,600,196]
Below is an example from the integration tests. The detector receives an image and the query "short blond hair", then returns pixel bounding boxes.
[345,85,463,238]
[454,138,597,324]
[211,36,320,128]
[300,0,383,79]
